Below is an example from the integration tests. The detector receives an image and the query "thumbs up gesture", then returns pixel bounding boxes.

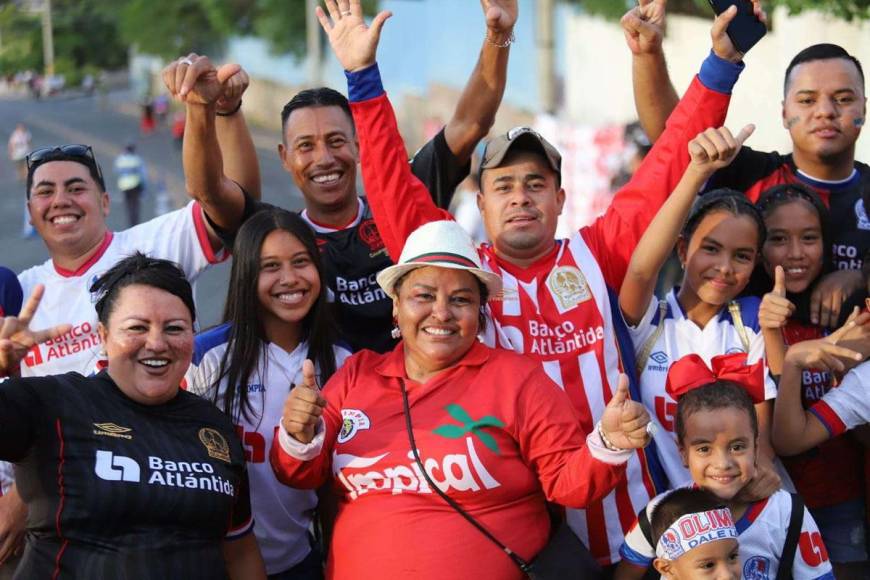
[600,374,652,450]
[759,265,795,330]
[688,124,755,175]
[281,359,328,444]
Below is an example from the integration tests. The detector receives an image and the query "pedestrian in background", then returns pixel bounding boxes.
[114,143,148,226]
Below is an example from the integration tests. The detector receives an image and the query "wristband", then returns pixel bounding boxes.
[216,100,242,117]
[487,30,515,48]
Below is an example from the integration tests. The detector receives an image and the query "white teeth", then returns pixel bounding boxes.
[141,359,168,367]
[786,268,806,274]
[52,216,77,224]
[312,173,340,184]
[424,328,454,336]
[276,292,304,304]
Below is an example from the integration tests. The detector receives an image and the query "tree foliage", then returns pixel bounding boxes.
[575,0,870,22]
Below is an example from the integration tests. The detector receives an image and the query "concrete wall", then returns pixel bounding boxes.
[564,6,870,161]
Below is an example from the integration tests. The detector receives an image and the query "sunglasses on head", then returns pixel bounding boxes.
[25,144,104,195]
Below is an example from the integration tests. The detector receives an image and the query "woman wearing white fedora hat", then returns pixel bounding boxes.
[270,220,653,580]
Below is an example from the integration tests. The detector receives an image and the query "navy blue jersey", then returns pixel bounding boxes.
[0,371,252,579]
[0,266,22,317]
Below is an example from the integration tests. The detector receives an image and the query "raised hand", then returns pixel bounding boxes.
[281,359,328,444]
[783,311,869,374]
[162,53,242,107]
[600,374,652,450]
[316,0,393,73]
[759,266,795,330]
[710,0,767,63]
[809,269,864,328]
[481,0,517,38]
[687,124,755,174]
[0,285,71,376]
[215,66,250,115]
[621,0,667,55]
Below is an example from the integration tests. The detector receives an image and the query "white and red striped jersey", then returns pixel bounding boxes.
[626,290,777,489]
[621,489,834,579]
[809,361,870,436]
[348,54,736,563]
[185,323,351,574]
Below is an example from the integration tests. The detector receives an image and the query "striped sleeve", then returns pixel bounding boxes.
[808,362,870,436]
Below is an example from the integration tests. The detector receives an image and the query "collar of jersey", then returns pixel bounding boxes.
[375,339,491,380]
[301,197,364,233]
[734,497,769,534]
[490,240,562,282]
[795,167,860,191]
[53,230,114,278]
[668,287,732,326]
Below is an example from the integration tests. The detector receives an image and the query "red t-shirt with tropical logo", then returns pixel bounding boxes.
[270,341,625,580]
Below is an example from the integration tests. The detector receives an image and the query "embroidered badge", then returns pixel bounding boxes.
[546,266,591,313]
[358,219,386,255]
[855,199,870,231]
[433,404,505,454]
[199,428,231,463]
[338,409,371,443]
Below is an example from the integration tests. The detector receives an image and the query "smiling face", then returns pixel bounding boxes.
[678,211,759,308]
[679,407,757,501]
[762,200,825,294]
[478,151,564,266]
[655,539,741,580]
[278,105,359,219]
[256,229,321,349]
[394,266,482,382]
[99,284,194,405]
[27,160,110,259]
[783,58,866,168]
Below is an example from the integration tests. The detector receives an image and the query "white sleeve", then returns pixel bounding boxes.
[810,362,870,436]
[278,419,325,460]
[619,502,657,568]
[747,330,778,401]
[791,505,834,579]
[184,350,221,399]
[120,201,226,282]
[623,296,660,348]
[0,462,13,495]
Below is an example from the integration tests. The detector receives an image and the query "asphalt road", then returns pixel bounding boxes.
[0,90,304,328]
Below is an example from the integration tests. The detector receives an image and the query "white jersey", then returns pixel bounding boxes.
[185,324,351,574]
[17,201,223,378]
[627,290,777,488]
[621,489,834,579]
[8,128,30,161]
[809,361,870,436]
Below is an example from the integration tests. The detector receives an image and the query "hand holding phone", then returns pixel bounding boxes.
[708,0,767,56]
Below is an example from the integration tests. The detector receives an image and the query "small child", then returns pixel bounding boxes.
[617,377,834,579]
[650,488,740,580]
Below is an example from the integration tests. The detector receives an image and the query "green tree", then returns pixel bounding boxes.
[0,4,42,76]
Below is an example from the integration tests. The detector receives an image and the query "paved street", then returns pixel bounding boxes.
[0,91,305,327]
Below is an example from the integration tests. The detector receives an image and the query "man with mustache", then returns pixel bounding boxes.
[622,2,868,328]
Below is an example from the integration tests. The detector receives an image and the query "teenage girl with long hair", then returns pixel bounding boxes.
[753,183,868,579]
[187,208,349,579]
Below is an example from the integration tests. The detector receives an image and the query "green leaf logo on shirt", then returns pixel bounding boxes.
[433,404,505,455]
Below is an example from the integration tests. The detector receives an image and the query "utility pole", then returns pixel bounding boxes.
[41,0,55,78]
[536,0,556,114]
[306,0,322,86]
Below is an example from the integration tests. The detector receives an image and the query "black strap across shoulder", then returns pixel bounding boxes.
[776,493,805,580]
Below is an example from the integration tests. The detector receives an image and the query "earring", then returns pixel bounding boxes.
[390,326,402,339]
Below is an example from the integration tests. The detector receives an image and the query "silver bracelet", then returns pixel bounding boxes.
[487,30,515,48]
[596,421,624,452]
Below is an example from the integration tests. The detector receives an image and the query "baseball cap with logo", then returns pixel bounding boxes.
[479,127,562,182]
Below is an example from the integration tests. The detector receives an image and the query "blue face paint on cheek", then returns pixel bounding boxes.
[855,118,865,127]
[786,117,800,129]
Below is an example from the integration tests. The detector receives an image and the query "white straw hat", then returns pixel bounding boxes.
[376,220,502,299]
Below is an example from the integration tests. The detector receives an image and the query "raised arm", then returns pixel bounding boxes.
[163,54,248,249]
[443,0,516,163]
[620,0,677,142]
[214,68,262,201]
[317,0,449,258]
[619,124,754,325]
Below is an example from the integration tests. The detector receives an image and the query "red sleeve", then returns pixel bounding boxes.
[514,365,625,508]
[351,94,452,260]
[581,75,732,290]
[268,361,350,489]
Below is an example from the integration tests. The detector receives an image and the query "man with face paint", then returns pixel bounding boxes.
[623,6,869,328]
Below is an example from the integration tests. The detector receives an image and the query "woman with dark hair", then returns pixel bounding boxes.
[753,183,869,577]
[186,208,349,579]
[271,220,653,580]
[0,253,265,579]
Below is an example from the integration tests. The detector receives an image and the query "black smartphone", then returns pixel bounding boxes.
[707,0,767,54]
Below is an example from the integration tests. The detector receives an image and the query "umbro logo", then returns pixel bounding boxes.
[647,351,670,372]
[93,422,133,440]
[650,351,669,365]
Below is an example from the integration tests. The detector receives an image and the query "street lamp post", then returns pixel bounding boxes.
[41,0,55,79]
[306,0,322,87]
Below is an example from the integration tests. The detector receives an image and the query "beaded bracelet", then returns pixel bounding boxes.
[216,100,243,117]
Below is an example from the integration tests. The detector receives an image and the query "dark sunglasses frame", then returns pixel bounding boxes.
[25,144,104,186]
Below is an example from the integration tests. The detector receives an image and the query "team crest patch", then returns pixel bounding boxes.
[358,219,386,254]
[743,555,771,580]
[546,266,591,313]
[199,428,231,463]
[856,199,870,231]
[659,529,684,560]
[338,409,371,443]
